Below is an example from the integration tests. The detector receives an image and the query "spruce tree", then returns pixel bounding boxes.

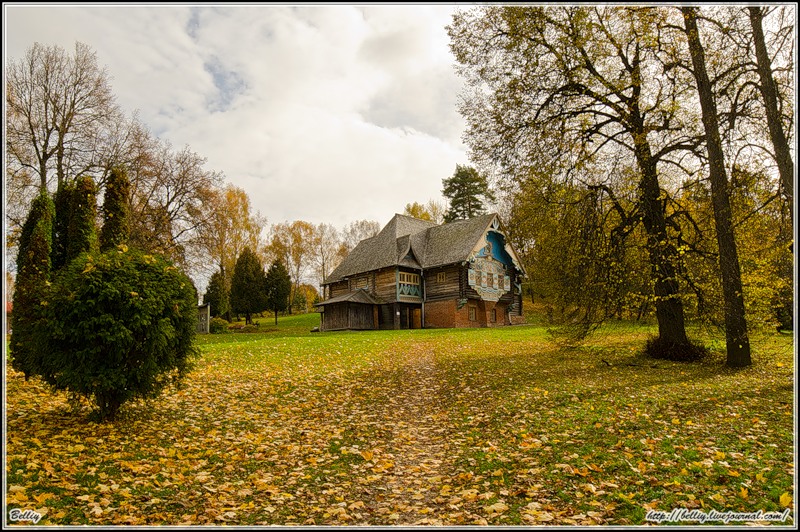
[265,260,292,325]
[204,268,231,320]
[51,181,75,271]
[100,166,131,251]
[10,191,55,378]
[230,247,267,325]
[66,176,98,262]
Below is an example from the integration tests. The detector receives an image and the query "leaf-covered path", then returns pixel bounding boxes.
[5,320,795,526]
[354,342,458,525]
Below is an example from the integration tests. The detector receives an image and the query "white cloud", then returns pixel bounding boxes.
[4,3,468,230]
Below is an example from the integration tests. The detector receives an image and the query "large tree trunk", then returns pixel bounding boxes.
[633,134,690,348]
[683,7,751,368]
[748,7,794,216]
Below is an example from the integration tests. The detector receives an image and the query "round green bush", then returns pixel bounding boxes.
[209,316,229,334]
[37,246,199,420]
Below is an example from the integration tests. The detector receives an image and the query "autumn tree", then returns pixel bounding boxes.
[442,165,495,222]
[404,199,447,224]
[404,202,433,222]
[121,124,224,271]
[340,220,381,254]
[681,7,751,367]
[449,6,707,359]
[748,6,795,214]
[265,260,292,325]
[230,247,267,325]
[425,199,447,224]
[266,221,315,314]
[195,183,265,282]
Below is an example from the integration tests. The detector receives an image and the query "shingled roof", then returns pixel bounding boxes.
[315,288,383,306]
[324,213,505,284]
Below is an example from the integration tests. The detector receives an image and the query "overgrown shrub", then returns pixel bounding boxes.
[36,246,199,420]
[209,317,229,334]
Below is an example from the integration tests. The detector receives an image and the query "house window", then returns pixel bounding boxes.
[491,308,497,322]
[469,306,477,321]
[399,272,420,285]
[437,272,446,283]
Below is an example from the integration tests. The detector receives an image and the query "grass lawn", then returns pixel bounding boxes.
[4,312,795,526]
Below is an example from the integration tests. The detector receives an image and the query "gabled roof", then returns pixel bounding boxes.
[324,214,435,284]
[411,214,497,269]
[324,213,524,285]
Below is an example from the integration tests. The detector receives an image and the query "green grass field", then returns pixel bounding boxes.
[5,312,795,525]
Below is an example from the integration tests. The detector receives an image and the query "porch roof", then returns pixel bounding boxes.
[314,288,383,307]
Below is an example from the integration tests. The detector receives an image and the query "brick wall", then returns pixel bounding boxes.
[424,299,456,328]
[424,298,515,328]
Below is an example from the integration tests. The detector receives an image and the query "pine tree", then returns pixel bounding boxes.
[442,165,495,222]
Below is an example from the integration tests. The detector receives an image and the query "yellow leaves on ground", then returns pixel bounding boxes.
[3,320,795,526]
[359,450,374,461]
[780,492,793,508]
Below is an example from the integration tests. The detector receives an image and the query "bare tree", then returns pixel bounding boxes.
[310,223,342,289]
[6,42,119,192]
[121,123,224,271]
[340,219,381,254]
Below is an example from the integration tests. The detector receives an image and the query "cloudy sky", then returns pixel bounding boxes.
[4,3,470,229]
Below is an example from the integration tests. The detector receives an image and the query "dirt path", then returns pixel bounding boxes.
[370,344,454,524]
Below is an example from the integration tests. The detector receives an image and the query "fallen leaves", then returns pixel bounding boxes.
[4,316,795,526]
[780,492,793,509]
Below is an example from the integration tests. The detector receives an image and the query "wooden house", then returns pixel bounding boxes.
[316,213,526,331]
